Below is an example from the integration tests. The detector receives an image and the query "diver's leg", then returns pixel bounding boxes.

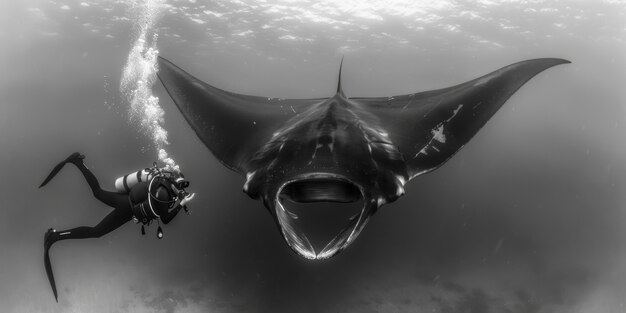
[39,152,120,208]
[68,155,122,208]
[47,205,132,245]
[39,152,85,188]
[43,202,131,302]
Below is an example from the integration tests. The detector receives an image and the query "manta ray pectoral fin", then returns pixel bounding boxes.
[353,58,570,179]
[157,57,324,173]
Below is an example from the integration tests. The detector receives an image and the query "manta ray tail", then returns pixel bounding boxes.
[336,56,345,97]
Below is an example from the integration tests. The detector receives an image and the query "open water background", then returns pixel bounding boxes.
[0,1,625,312]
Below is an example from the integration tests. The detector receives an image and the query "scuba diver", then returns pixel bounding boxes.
[39,152,195,302]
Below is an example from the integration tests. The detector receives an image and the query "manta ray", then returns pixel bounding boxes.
[157,56,569,260]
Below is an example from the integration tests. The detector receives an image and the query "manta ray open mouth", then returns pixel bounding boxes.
[275,174,373,260]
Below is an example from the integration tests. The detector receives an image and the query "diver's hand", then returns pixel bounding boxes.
[180,193,195,206]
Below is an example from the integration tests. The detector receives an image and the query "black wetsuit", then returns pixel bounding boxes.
[51,158,182,242]
[41,153,187,302]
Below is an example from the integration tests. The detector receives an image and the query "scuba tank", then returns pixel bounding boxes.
[115,168,156,193]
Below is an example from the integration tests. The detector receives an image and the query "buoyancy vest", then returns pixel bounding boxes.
[129,177,175,224]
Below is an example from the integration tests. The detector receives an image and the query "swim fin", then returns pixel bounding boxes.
[44,229,58,302]
[39,152,84,188]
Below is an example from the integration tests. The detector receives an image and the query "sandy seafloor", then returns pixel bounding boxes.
[1,0,625,312]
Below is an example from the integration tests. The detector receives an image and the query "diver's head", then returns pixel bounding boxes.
[174,177,190,189]
[152,165,189,191]
[169,176,190,195]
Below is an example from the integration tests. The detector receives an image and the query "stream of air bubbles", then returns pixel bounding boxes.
[120,0,179,172]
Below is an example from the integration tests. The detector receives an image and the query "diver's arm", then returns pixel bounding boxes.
[160,205,182,224]
[180,193,195,206]
[159,193,194,224]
